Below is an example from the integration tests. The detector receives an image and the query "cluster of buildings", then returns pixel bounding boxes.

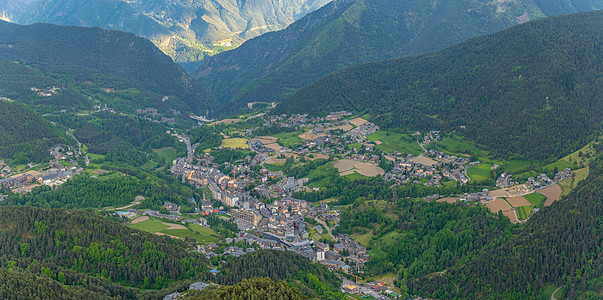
[136,107,178,124]
[31,86,61,97]
[384,150,472,186]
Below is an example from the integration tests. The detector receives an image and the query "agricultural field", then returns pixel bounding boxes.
[539,184,562,206]
[523,192,547,209]
[333,159,384,177]
[344,172,368,181]
[221,138,249,149]
[516,205,534,221]
[559,167,589,196]
[128,216,219,243]
[467,163,493,184]
[367,131,423,155]
[507,196,531,207]
[504,160,532,174]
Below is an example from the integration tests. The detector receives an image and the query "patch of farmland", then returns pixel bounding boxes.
[539,184,562,206]
[507,196,531,207]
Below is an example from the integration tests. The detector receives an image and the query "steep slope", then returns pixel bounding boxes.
[0,20,216,116]
[276,10,603,159]
[411,150,603,299]
[0,0,331,69]
[194,0,603,110]
[0,101,70,164]
[0,206,208,297]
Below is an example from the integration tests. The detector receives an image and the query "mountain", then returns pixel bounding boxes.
[0,101,70,164]
[193,0,603,111]
[276,10,603,160]
[0,206,207,298]
[411,150,603,299]
[0,20,217,117]
[0,0,331,70]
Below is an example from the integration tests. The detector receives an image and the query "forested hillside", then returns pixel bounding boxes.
[0,20,216,116]
[277,10,603,159]
[185,277,306,299]
[0,0,330,69]
[214,250,344,299]
[0,102,70,163]
[0,268,117,300]
[0,206,208,298]
[336,200,513,284]
[411,152,603,299]
[195,0,602,111]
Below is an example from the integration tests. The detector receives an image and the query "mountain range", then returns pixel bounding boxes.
[276,10,603,159]
[194,0,603,111]
[0,0,331,70]
[0,20,216,116]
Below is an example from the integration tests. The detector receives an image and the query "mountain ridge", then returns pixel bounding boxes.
[0,20,217,116]
[0,0,331,69]
[275,9,603,159]
[194,0,603,112]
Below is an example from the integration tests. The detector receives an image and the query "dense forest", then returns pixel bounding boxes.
[0,268,119,300]
[410,152,603,299]
[0,207,347,299]
[0,102,71,163]
[214,250,344,299]
[2,169,201,211]
[336,199,514,296]
[195,0,602,112]
[0,206,208,297]
[0,20,216,116]
[190,126,224,152]
[277,10,603,160]
[185,277,306,300]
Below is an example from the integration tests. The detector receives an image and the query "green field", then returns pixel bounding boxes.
[467,163,493,184]
[350,227,376,248]
[524,192,547,209]
[221,138,250,149]
[264,163,285,172]
[542,159,577,174]
[154,147,178,164]
[429,134,492,162]
[271,132,303,148]
[516,206,534,221]
[504,160,532,174]
[367,131,423,155]
[344,172,368,181]
[129,217,170,232]
[347,142,362,149]
[306,164,338,188]
[129,217,219,243]
[559,167,590,196]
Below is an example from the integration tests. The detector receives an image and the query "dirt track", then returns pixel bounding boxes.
[131,216,149,224]
[163,222,187,230]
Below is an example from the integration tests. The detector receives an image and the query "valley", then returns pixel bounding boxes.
[0,3,601,300]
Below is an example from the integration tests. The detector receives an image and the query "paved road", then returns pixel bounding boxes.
[177,135,194,162]
[66,130,82,152]
[315,218,336,240]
